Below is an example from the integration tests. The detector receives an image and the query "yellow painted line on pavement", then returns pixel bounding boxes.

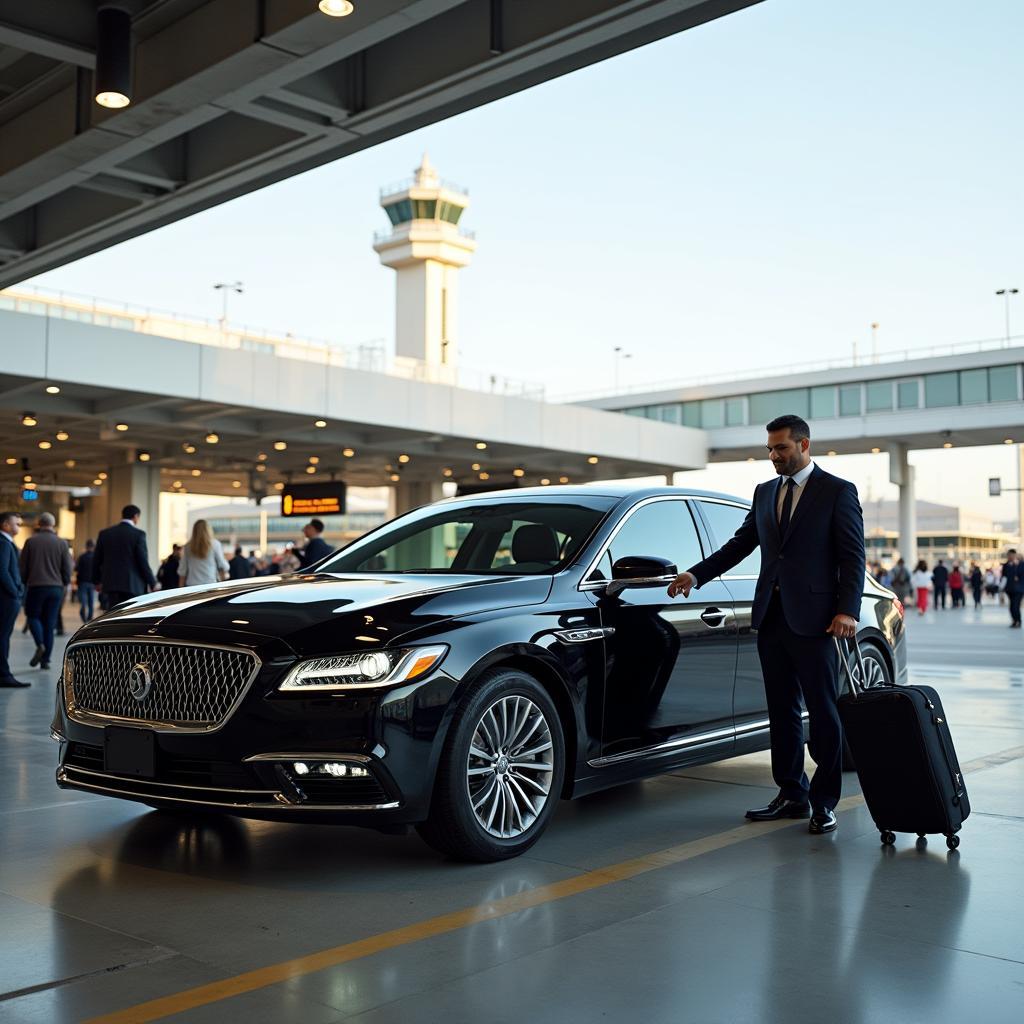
[85,743,1024,1024]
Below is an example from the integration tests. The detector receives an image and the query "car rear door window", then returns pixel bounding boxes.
[696,501,761,577]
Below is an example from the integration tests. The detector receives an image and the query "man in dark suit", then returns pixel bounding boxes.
[1001,549,1024,628]
[297,519,332,569]
[229,546,253,580]
[668,414,866,835]
[93,504,156,609]
[0,510,28,688]
[931,559,949,610]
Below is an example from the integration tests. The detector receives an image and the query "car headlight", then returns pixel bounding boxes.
[277,644,448,691]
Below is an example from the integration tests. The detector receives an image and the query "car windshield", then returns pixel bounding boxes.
[320,497,617,575]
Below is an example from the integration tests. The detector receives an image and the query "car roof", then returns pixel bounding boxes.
[436,483,752,505]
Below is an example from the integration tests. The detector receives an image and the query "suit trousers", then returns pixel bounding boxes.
[24,585,63,661]
[755,591,843,811]
[0,595,19,680]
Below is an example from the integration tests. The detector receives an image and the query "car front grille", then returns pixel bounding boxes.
[64,641,259,730]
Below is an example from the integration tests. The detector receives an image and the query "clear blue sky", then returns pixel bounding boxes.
[25,0,1024,526]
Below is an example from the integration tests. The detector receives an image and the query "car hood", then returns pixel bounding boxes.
[78,572,553,655]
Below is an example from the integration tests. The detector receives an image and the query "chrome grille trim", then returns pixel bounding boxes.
[63,639,261,733]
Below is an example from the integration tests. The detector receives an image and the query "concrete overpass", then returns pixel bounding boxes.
[0,296,706,562]
[0,0,761,286]
[578,338,1024,561]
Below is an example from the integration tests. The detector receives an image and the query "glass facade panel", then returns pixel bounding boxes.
[925,372,958,407]
[700,399,724,428]
[384,199,412,225]
[839,385,862,416]
[959,368,987,405]
[748,389,809,424]
[725,397,745,426]
[657,404,682,424]
[681,402,701,427]
[989,365,1019,402]
[412,199,437,219]
[866,380,893,412]
[810,386,836,419]
[897,380,920,408]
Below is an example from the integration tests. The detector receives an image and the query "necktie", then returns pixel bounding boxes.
[779,477,796,535]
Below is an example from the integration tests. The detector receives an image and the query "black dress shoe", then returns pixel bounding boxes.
[0,677,30,688]
[40,661,51,670]
[746,793,811,821]
[29,645,45,667]
[809,808,838,834]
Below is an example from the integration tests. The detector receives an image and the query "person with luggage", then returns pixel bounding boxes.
[668,413,865,837]
[911,560,931,616]
[931,559,949,609]
[1001,549,1024,628]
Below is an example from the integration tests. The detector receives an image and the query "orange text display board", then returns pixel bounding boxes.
[280,482,347,517]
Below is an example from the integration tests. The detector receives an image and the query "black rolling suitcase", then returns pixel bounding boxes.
[836,637,969,849]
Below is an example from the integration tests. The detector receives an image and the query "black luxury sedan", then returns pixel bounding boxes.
[53,486,906,861]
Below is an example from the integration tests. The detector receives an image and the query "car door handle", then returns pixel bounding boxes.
[700,608,730,627]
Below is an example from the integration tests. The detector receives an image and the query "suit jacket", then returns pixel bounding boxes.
[0,537,22,602]
[688,464,866,637]
[298,535,332,569]
[93,522,156,595]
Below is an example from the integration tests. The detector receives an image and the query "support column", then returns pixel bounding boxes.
[389,480,448,569]
[108,461,162,573]
[391,480,446,518]
[889,443,916,564]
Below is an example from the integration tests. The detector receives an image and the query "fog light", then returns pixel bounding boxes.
[293,762,310,775]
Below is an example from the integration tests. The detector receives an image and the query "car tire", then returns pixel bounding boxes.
[416,666,565,862]
[841,643,892,772]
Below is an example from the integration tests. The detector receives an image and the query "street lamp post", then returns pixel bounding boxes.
[612,345,632,392]
[996,288,1019,343]
[214,281,244,330]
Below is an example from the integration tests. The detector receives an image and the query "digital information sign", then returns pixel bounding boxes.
[280,481,347,518]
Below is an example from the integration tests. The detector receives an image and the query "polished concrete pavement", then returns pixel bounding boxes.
[1,601,1022,1023]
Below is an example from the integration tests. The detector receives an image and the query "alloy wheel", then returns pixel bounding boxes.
[466,694,554,839]
[854,650,888,690]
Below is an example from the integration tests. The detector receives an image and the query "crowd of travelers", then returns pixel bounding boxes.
[871,552,1024,626]
[0,507,335,688]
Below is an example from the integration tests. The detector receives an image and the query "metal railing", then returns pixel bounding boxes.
[1,285,543,400]
[379,176,468,197]
[553,333,1024,403]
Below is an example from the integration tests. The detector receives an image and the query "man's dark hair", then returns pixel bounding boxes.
[235,546,243,557]
[122,504,141,520]
[766,414,810,441]
[85,539,94,549]
[0,511,18,528]
[1009,549,1017,556]
[309,518,324,533]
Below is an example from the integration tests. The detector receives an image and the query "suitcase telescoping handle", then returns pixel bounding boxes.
[833,634,867,699]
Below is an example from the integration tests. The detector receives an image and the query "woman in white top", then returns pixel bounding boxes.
[178,519,229,587]
[910,560,932,616]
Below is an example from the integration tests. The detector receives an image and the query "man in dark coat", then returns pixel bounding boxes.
[1001,549,1024,628]
[669,414,866,836]
[297,519,332,569]
[93,504,156,609]
[931,559,949,610]
[0,511,28,687]
[229,546,253,580]
[157,544,182,591]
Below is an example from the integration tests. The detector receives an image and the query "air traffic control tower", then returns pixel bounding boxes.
[373,155,476,378]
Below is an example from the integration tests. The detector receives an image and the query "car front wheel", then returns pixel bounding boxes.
[416,667,565,861]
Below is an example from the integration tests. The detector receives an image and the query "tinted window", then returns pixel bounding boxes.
[697,501,761,577]
[590,500,703,581]
[989,365,1019,402]
[324,499,615,575]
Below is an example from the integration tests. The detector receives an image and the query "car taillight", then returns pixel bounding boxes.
[894,598,905,619]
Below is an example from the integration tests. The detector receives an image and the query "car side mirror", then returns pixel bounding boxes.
[605,555,678,597]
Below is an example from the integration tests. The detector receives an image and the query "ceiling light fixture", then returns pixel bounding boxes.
[172,480,183,488]
[871,447,881,454]
[1004,438,1015,445]
[93,478,103,486]
[45,385,60,394]
[512,467,525,478]
[475,442,487,450]
[305,466,317,474]
[318,0,355,17]
[257,452,268,461]
[398,454,410,464]
[471,462,481,471]
[4,458,16,465]
[274,482,284,491]
[559,476,569,483]
[183,443,197,454]
[256,464,266,473]
[137,450,151,462]
[342,447,355,458]
[38,440,52,450]
[442,467,453,477]
[21,413,36,426]
[64,459,76,469]
[55,430,69,441]
[94,6,132,109]
[97,472,108,481]
[587,456,599,465]
[314,419,327,428]
[205,432,219,444]
[23,475,32,483]
[115,422,128,432]
[943,441,953,449]
[191,469,202,476]
[274,440,287,451]
[540,478,551,486]
[479,471,490,480]
[232,480,242,488]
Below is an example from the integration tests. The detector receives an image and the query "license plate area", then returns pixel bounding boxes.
[104,726,155,778]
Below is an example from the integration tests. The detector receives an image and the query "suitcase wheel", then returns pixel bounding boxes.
[917,833,927,839]
[946,834,960,850]
[880,830,896,846]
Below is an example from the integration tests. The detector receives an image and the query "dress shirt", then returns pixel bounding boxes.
[776,460,815,523]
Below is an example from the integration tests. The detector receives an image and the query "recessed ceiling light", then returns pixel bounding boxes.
[93,478,103,486]
[138,451,151,462]
[257,452,268,461]
[943,442,953,449]
[274,482,284,490]
[314,419,327,428]
[512,468,525,478]
[746,457,755,463]
[318,0,355,16]
[827,450,837,456]
[21,413,36,427]
[540,478,551,485]
[475,442,487,450]
[342,447,355,458]
[45,385,60,394]
[232,480,242,488]
[389,472,400,482]
[1005,438,1015,445]
[871,447,881,454]
[64,459,76,469]
[96,91,130,109]
[471,462,481,471]
[559,476,569,483]
[398,454,410,463]
[172,480,183,488]
[191,469,202,476]
[97,472,108,480]
[274,441,287,451]
[479,471,490,480]
[115,422,128,432]
[587,456,599,464]
[55,430,69,441]
[205,432,219,444]
[38,440,52,450]
[4,457,16,465]
[442,467,453,477]
[308,455,320,465]
[305,466,316,474]
[182,442,196,454]
[256,464,266,472]
[23,475,32,483]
